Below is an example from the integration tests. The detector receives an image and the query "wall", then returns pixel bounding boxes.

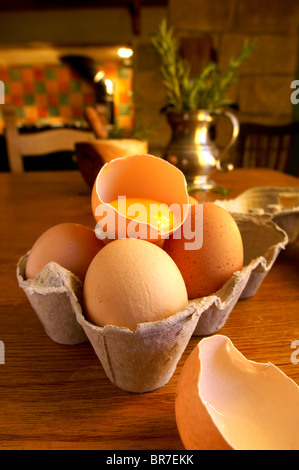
[132,0,299,158]
[0,2,298,160]
[169,0,299,121]
[0,6,167,152]
[0,60,134,130]
[0,8,134,45]
[167,0,299,162]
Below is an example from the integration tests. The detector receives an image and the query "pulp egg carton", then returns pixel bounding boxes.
[214,186,299,244]
[17,212,288,392]
[17,252,200,393]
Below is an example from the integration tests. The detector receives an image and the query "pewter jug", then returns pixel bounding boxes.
[164,110,239,190]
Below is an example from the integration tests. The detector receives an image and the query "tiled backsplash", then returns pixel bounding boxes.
[0,61,134,131]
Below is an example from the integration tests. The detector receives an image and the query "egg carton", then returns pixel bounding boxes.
[17,253,88,345]
[17,213,288,392]
[214,186,299,244]
[17,253,200,393]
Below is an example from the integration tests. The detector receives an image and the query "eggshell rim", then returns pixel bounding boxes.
[92,153,190,237]
[176,334,299,450]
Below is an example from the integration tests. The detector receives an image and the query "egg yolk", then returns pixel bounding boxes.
[108,197,175,232]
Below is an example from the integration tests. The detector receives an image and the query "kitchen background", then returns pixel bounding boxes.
[0,58,133,130]
[0,0,298,169]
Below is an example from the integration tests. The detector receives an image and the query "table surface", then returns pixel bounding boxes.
[0,167,298,450]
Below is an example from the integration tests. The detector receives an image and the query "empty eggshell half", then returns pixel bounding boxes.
[91,154,190,243]
[175,335,299,450]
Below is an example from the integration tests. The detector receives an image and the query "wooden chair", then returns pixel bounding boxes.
[235,121,299,176]
[2,105,94,172]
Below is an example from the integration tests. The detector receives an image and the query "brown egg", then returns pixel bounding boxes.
[25,223,105,282]
[83,238,188,331]
[163,202,244,299]
[188,195,198,205]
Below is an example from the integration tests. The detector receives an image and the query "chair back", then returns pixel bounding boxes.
[2,104,94,172]
[235,121,299,175]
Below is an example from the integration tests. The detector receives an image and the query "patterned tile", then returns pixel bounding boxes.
[4,82,10,95]
[23,94,35,106]
[12,95,24,106]
[48,94,59,106]
[23,82,34,94]
[83,92,95,105]
[44,67,57,81]
[118,103,131,116]
[37,106,48,118]
[70,79,82,93]
[58,80,70,93]
[21,68,34,82]
[10,82,23,95]
[48,105,59,117]
[59,92,70,106]
[16,107,25,118]
[35,94,47,107]
[119,90,130,104]
[34,81,46,94]
[118,66,130,79]
[0,68,9,82]
[70,92,83,107]
[24,106,38,122]
[59,105,72,121]
[33,67,44,81]
[0,61,134,131]
[46,81,59,93]
[71,105,83,118]
[9,68,21,81]
[57,67,70,82]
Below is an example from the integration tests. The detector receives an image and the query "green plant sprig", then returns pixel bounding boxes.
[151,20,257,112]
[151,19,191,111]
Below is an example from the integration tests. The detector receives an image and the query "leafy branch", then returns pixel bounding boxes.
[151,19,257,112]
[151,19,190,111]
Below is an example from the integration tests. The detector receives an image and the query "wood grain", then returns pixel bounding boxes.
[0,168,298,450]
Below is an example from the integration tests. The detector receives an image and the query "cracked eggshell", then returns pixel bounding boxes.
[175,335,299,450]
[91,154,190,243]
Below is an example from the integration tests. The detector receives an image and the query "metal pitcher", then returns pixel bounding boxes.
[164,109,239,190]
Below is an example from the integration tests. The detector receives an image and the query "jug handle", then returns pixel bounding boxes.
[213,110,239,172]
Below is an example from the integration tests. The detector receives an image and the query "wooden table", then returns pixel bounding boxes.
[0,168,298,450]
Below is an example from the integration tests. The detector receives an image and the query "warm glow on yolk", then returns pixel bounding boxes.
[109,197,175,232]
